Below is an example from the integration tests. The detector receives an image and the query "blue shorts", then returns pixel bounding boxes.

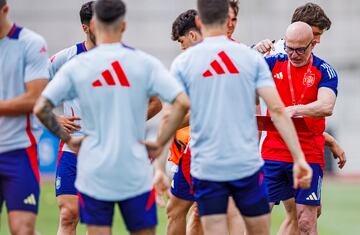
[55,151,77,196]
[171,157,194,201]
[0,146,40,214]
[192,168,270,217]
[78,189,157,232]
[263,160,323,206]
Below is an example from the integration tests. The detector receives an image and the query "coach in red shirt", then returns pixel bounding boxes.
[261,22,338,235]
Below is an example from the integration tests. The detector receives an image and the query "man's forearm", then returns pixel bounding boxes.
[34,96,71,142]
[324,132,335,146]
[147,96,162,120]
[0,94,38,116]
[157,94,189,147]
[153,140,172,172]
[292,100,334,117]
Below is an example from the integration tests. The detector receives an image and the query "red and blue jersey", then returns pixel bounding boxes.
[261,53,338,167]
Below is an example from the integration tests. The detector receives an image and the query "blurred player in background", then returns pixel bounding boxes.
[34,0,188,234]
[48,2,95,234]
[0,0,49,234]
[169,0,312,234]
[262,22,338,235]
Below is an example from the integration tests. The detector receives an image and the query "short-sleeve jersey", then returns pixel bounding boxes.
[261,53,338,167]
[49,42,87,152]
[0,24,49,153]
[171,36,275,181]
[42,43,183,201]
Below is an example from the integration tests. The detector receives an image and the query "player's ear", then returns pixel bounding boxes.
[311,39,316,49]
[120,20,126,33]
[226,14,231,28]
[2,4,9,15]
[195,15,202,31]
[82,24,89,34]
[188,31,196,41]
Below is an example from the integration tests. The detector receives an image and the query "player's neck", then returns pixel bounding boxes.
[85,39,95,50]
[96,32,122,45]
[0,20,12,40]
[201,24,228,38]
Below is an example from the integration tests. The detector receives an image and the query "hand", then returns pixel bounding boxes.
[57,115,81,134]
[254,39,275,54]
[143,140,163,161]
[285,106,297,117]
[154,169,170,208]
[293,159,313,189]
[329,140,346,169]
[66,136,85,154]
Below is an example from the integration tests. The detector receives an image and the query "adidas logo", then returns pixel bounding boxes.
[24,194,37,205]
[274,72,283,80]
[306,192,318,201]
[92,61,130,88]
[203,51,240,78]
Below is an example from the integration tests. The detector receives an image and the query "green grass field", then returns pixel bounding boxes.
[1,179,359,235]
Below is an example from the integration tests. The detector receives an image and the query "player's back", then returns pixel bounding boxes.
[171,36,274,181]
[46,43,181,200]
[0,24,48,153]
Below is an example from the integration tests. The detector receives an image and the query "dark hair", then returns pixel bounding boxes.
[229,0,239,16]
[80,1,94,25]
[95,0,126,23]
[0,0,6,9]
[197,0,229,25]
[171,9,199,41]
[291,3,331,30]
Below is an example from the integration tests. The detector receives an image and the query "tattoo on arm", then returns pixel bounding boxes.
[35,97,71,143]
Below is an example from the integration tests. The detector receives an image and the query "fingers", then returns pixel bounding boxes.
[293,176,299,189]
[338,153,346,169]
[293,162,313,189]
[255,39,274,54]
[69,116,81,121]
[62,126,72,134]
[155,191,166,208]
[63,123,81,132]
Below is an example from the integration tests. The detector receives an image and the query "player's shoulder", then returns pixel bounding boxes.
[313,54,335,70]
[17,26,46,47]
[265,53,288,62]
[124,44,163,67]
[50,44,78,64]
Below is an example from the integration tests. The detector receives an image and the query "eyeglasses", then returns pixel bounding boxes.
[284,40,313,55]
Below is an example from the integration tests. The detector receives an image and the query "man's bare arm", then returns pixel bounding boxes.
[34,96,70,143]
[286,87,336,117]
[324,132,346,169]
[0,79,48,116]
[144,93,190,165]
[147,96,163,120]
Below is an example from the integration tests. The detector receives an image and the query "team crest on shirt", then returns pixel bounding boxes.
[56,176,61,190]
[303,72,315,87]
